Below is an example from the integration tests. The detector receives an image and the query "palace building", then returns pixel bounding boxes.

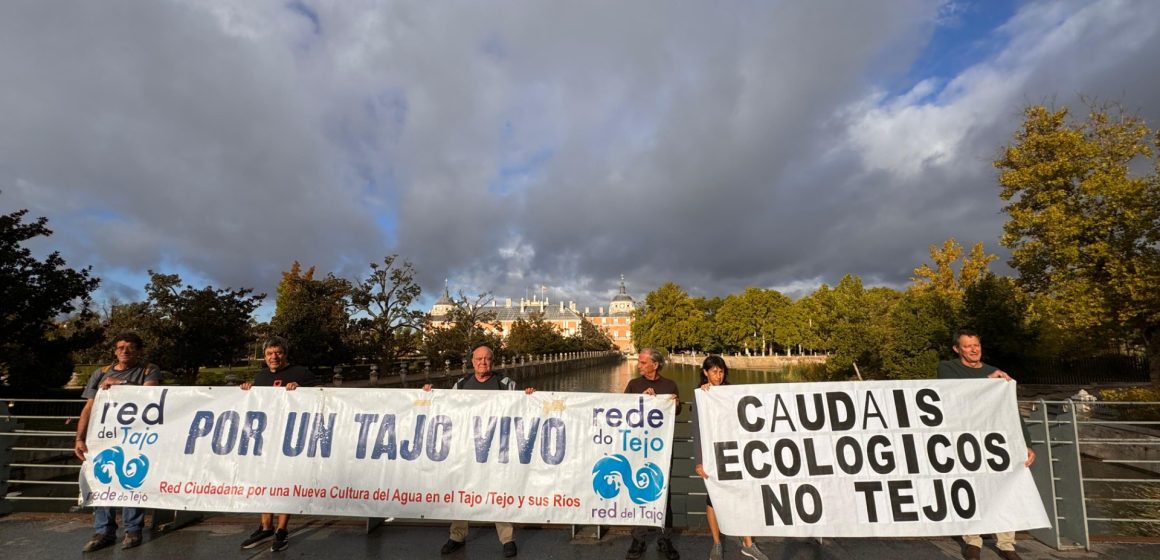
[428,277,637,353]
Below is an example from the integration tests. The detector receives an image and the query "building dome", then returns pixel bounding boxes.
[611,275,633,302]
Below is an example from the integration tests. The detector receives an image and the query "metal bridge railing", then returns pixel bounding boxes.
[1027,399,1160,551]
[0,398,87,514]
[9,395,1158,549]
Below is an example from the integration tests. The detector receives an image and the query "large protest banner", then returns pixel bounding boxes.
[695,379,1050,537]
[79,386,675,525]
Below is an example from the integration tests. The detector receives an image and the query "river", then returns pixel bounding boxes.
[530,358,826,396]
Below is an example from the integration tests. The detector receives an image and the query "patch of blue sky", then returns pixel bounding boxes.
[887,1,1018,106]
[488,146,556,196]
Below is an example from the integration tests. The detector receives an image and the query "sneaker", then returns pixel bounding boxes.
[121,531,143,550]
[626,538,646,560]
[997,551,1022,560]
[82,533,116,553]
[962,544,981,560]
[709,542,723,560]
[440,539,465,555]
[241,526,275,549]
[658,537,680,560]
[740,543,768,560]
[503,540,518,557]
[270,529,288,552]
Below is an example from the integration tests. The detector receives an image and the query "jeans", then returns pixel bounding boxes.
[93,507,145,535]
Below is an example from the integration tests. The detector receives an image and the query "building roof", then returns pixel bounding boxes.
[611,275,634,302]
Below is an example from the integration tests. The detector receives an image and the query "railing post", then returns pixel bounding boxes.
[1029,399,1089,550]
[0,404,18,515]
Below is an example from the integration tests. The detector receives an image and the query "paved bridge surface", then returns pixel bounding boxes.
[0,513,1154,559]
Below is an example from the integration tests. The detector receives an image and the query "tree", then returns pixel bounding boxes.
[631,283,700,352]
[569,318,616,352]
[995,103,1160,382]
[716,288,790,355]
[506,312,566,355]
[73,301,164,365]
[823,276,898,378]
[881,289,957,379]
[911,238,997,301]
[961,274,1040,370]
[271,262,353,368]
[422,292,503,367]
[690,296,725,353]
[349,255,425,367]
[0,208,101,389]
[145,272,264,385]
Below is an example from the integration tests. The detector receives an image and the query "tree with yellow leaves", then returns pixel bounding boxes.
[995,103,1160,384]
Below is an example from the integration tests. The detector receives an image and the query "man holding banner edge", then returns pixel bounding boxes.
[938,329,1034,560]
[75,332,162,553]
[623,348,681,560]
[237,336,316,552]
[423,345,534,558]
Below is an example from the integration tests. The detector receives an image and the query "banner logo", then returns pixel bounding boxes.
[591,454,664,504]
[93,446,150,490]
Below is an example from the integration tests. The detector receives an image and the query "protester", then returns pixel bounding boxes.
[423,345,534,558]
[237,337,315,552]
[75,333,162,552]
[693,355,768,560]
[938,329,1034,560]
[623,348,681,560]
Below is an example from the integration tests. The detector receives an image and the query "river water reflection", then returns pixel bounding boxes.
[531,358,825,397]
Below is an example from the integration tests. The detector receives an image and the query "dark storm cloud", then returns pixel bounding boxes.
[2,1,1158,310]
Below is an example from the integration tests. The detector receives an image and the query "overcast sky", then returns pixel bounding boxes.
[3,0,1158,315]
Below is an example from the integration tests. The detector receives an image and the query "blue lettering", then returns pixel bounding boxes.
[353,413,379,459]
[184,411,214,454]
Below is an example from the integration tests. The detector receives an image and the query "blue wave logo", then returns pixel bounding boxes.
[92,446,150,490]
[591,454,664,504]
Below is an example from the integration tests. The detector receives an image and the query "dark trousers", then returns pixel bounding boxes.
[631,490,674,541]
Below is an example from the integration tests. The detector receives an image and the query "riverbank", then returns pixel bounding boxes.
[668,353,826,369]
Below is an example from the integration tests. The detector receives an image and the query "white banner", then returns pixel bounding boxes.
[79,386,675,526]
[694,379,1050,537]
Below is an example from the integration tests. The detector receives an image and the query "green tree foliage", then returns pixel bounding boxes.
[73,301,165,365]
[716,287,791,355]
[880,290,957,379]
[570,318,616,352]
[349,255,425,368]
[506,312,566,355]
[961,274,1040,369]
[690,296,726,353]
[422,292,503,368]
[0,208,101,389]
[823,276,897,378]
[775,298,824,356]
[270,262,352,368]
[995,103,1160,382]
[631,283,700,352]
[144,271,264,385]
